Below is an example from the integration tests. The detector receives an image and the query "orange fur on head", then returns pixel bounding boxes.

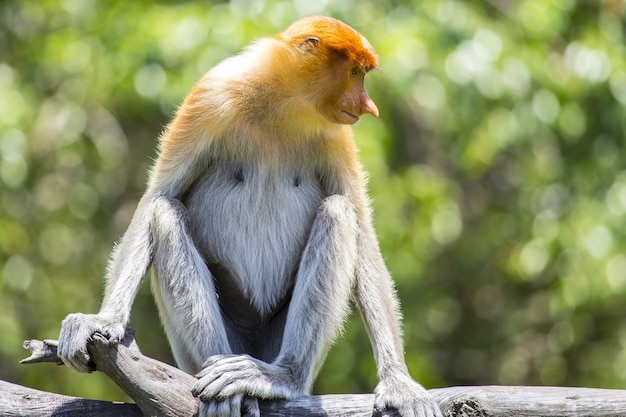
[277,16,378,71]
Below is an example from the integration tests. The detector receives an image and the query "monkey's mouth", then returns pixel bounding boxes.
[341,110,359,120]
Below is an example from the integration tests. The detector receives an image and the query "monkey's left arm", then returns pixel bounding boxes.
[354,221,444,417]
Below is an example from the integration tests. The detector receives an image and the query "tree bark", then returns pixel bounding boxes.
[428,385,626,417]
[0,379,142,417]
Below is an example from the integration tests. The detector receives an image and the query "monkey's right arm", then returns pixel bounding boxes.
[57,73,222,373]
[58,193,155,372]
[57,87,215,371]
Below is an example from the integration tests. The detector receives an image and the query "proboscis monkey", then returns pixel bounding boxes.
[58,15,443,417]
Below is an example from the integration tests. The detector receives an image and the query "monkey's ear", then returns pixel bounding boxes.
[298,36,320,53]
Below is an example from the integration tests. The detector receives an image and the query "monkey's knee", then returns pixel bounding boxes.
[313,195,358,256]
[317,194,356,223]
[151,195,187,225]
[148,195,200,269]
[149,195,190,240]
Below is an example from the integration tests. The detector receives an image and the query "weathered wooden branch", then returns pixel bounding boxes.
[0,380,142,417]
[3,331,626,416]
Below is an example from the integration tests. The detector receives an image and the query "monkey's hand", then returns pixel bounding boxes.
[193,354,305,416]
[57,312,125,373]
[374,373,443,417]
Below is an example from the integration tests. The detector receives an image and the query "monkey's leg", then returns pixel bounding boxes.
[194,194,357,400]
[150,195,232,371]
[355,224,444,417]
[150,196,260,417]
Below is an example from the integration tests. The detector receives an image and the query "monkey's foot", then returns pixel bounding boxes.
[193,354,303,402]
[198,393,259,417]
[374,373,443,417]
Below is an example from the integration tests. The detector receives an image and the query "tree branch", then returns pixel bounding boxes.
[7,332,626,416]
[0,379,142,417]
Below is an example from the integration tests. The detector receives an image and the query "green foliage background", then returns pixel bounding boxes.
[1,0,626,402]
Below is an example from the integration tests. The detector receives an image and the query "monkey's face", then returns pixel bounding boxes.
[323,64,378,125]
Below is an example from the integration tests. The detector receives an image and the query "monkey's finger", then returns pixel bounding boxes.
[61,348,96,373]
[209,378,251,401]
[196,371,254,401]
[192,378,211,399]
[194,371,243,399]
[196,356,259,382]
[196,363,232,380]
[195,365,244,392]
[195,366,211,379]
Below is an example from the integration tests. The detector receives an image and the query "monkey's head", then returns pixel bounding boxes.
[277,16,379,125]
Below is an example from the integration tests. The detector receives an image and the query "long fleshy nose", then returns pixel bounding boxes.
[362,93,379,118]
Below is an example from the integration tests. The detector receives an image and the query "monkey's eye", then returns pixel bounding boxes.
[350,67,359,76]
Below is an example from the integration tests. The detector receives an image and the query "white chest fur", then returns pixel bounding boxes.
[184,161,324,316]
